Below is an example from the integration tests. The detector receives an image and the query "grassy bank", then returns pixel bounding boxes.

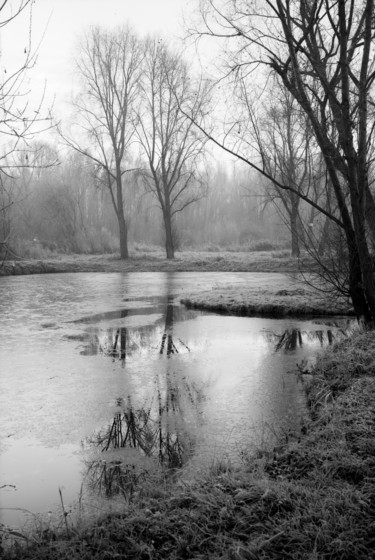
[0,249,311,276]
[2,330,374,559]
[0,250,354,316]
[181,285,354,317]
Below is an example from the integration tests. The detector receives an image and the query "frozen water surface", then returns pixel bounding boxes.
[0,272,352,528]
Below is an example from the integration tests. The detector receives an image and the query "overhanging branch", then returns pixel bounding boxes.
[177,104,344,228]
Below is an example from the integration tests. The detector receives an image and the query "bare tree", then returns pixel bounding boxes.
[62,26,143,259]
[240,82,328,257]
[137,39,209,259]
[0,1,54,262]
[192,0,375,324]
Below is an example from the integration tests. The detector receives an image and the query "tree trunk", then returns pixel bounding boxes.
[318,216,331,256]
[364,178,375,244]
[116,174,129,259]
[118,213,129,259]
[350,194,375,323]
[348,243,372,323]
[290,204,300,257]
[163,210,175,259]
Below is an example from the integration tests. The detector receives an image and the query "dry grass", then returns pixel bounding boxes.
[0,249,312,276]
[306,330,375,411]
[182,285,353,317]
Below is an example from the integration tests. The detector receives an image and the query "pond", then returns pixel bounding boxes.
[0,272,351,529]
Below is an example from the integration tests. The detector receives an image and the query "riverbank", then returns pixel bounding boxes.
[0,251,354,318]
[0,250,310,276]
[2,329,374,559]
[181,284,354,317]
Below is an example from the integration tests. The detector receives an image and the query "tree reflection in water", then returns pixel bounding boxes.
[160,297,191,357]
[79,301,195,363]
[101,310,129,364]
[85,300,202,501]
[272,326,347,352]
[109,327,127,361]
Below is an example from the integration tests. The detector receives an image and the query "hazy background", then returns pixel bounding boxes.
[0,0,291,258]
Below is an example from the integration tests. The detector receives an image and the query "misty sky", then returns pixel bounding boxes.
[0,0,199,116]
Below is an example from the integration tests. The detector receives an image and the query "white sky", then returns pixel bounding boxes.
[1,0,203,118]
[0,0,239,168]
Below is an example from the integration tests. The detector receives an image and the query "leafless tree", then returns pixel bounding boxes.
[0,1,55,261]
[239,80,329,257]
[191,0,375,324]
[62,26,143,259]
[137,39,209,259]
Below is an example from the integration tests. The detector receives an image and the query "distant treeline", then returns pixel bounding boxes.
[1,148,289,259]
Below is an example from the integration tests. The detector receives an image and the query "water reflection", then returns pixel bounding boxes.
[85,404,155,499]
[2,272,357,528]
[268,326,348,352]
[84,301,202,500]
[86,454,145,499]
[111,328,127,360]
[160,297,191,356]
[73,301,352,361]
[78,303,353,504]
[70,307,155,324]
[85,384,199,499]
[73,300,195,362]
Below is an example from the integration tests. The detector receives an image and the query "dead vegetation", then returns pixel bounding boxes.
[0,249,312,276]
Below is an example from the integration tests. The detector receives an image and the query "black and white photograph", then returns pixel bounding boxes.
[1,1,374,558]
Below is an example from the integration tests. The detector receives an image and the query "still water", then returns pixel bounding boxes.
[0,272,350,528]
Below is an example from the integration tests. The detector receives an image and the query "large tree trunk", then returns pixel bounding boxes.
[348,243,372,323]
[323,160,374,322]
[118,213,129,259]
[116,174,129,259]
[350,189,375,323]
[364,179,375,244]
[163,209,175,259]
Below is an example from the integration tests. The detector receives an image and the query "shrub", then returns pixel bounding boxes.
[246,239,286,252]
[73,227,119,254]
[8,238,56,259]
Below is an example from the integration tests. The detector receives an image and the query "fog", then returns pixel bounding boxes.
[1,149,290,258]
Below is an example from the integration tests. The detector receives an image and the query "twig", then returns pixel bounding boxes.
[58,487,69,535]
